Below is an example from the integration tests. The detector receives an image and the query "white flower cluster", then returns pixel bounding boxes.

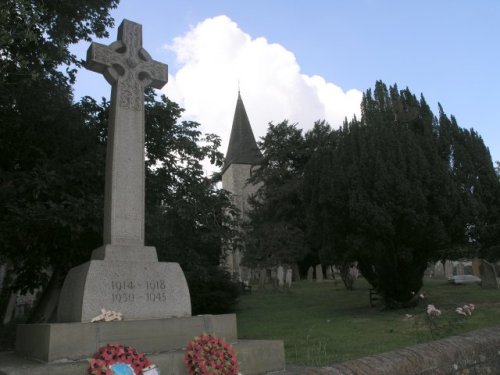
[456,304,475,316]
[426,304,442,316]
[90,308,123,322]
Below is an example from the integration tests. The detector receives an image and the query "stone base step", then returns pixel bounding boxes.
[0,339,285,375]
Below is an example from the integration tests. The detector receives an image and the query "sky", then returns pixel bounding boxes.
[71,0,500,167]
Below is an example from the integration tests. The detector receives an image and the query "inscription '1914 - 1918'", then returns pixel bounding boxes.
[111,279,167,303]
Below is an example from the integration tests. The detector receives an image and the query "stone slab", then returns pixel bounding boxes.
[448,274,481,285]
[57,258,190,322]
[480,260,499,289]
[16,314,237,362]
[1,339,284,375]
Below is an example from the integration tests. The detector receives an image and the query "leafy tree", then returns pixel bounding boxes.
[0,0,118,87]
[243,121,310,269]
[1,0,117,322]
[0,0,241,319]
[143,92,240,315]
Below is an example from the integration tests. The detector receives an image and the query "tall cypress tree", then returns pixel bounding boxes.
[305,82,460,307]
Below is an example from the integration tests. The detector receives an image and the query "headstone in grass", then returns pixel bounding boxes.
[480,260,499,289]
[444,260,454,279]
[315,264,324,283]
[434,261,445,278]
[277,266,284,287]
[472,258,481,277]
[307,266,314,281]
[285,268,292,288]
[456,262,465,275]
[326,266,333,280]
[464,264,473,275]
[270,268,277,285]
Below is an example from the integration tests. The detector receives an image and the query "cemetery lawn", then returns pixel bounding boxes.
[236,279,500,366]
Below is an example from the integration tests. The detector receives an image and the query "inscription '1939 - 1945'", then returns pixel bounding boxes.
[111,279,167,304]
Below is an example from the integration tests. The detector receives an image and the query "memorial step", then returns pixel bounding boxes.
[0,340,285,375]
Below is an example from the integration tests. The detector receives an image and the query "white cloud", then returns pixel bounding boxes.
[163,15,362,165]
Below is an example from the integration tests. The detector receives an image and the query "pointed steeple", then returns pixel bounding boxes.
[222,92,262,173]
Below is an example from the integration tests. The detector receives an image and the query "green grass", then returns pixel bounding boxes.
[235,278,500,366]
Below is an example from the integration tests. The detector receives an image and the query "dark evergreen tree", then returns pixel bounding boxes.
[437,107,500,260]
[243,121,310,269]
[306,82,461,307]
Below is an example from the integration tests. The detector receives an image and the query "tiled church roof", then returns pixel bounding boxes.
[222,92,262,173]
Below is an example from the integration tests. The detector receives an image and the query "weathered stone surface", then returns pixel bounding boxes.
[315,264,324,283]
[86,20,168,246]
[16,314,236,362]
[480,259,499,289]
[277,266,284,287]
[434,261,445,278]
[448,274,481,285]
[222,161,261,278]
[3,338,284,375]
[472,258,482,276]
[299,326,500,375]
[444,260,453,278]
[55,19,191,323]
[57,259,190,322]
[325,266,333,280]
[307,266,314,281]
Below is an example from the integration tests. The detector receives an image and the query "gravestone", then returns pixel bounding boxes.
[433,261,444,278]
[472,258,481,276]
[456,262,465,275]
[464,265,473,275]
[315,264,324,283]
[277,266,284,287]
[56,20,190,323]
[480,260,499,289]
[349,265,359,280]
[285,268,292,288]
[326,266,333,280]
[270,268,277,286]
[259,268,267,287]
[444,260,454,279]
[307,266,314,281]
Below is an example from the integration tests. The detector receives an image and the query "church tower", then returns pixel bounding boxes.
[222,92,262,280]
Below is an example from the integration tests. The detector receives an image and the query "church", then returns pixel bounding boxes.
[221,92,262,281]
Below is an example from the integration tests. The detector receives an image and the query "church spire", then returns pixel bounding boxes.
[223,92,262,173]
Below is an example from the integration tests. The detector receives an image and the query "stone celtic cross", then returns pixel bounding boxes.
[86,19,168,246]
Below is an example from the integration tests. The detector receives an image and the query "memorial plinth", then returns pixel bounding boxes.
[12,19,285,375]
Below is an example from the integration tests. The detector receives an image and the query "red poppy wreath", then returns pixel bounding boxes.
[88,343,158,375]
[184,334,238,375]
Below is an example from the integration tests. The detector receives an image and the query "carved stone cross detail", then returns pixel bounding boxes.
[86,19,168,247]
